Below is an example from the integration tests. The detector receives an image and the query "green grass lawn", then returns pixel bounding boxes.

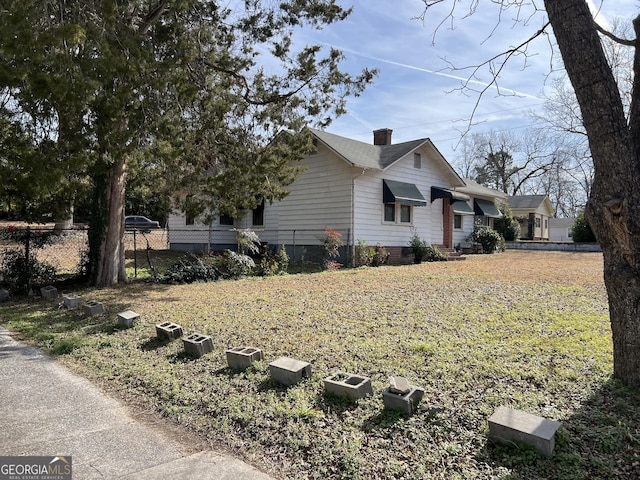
[2,251,639,479]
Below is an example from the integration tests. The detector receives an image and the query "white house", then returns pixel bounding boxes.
[506,195,554,241]
[549,218,575,242]
[167,128,505,264]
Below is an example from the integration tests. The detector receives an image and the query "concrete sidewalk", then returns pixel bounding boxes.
[0,327,275,479]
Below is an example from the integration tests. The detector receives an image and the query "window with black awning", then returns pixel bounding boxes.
[430,186,470,203]
[474,199,502,218]
[383,179,427,206]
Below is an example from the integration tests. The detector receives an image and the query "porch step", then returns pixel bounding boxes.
[434,245,466,261]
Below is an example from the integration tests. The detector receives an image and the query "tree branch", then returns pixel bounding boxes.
[594,20,635,47]
[445,21,551,142]
[139,0,171,35]
[198,58,315,106]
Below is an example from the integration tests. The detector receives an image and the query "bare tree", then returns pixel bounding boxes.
[456,129,563,197]
[421,0,640,386]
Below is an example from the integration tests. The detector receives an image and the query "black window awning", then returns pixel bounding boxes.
[430,186,471,203]
[452,200,474,215]
[383,180,427,206]
[474,199,502,218]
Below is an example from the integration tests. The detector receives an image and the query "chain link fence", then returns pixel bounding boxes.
[0,226,172,294]
[0,225,350,294]
[166,227,351,266]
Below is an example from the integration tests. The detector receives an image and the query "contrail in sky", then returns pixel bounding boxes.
[324,43,542,101]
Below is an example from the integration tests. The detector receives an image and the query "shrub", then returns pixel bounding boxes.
[423,244,448,262]
[357,239,389,267]
[571,213,597,243]
[371,244,389,266]
[494,202,521,241]
[470,227,502,254]
[321,227,343,270]
[161,254,218,284]
[408,231,447,263]
[235,228,261,255]
[357,239,375,267]
[222,250,256,278]
[257,245,289,276]
[0,250,56,292]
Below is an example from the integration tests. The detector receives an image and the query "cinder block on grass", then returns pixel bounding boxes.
[183,333,214,358]
[83,300,104,316]
[382,376,425,415]
[117,310,140,328]
[0,289,9,302]
[488,406,561,457]
[40,285,58,300]
[62,294,81,309]
[324,372,373,400]
[226,347,264,370]
[156,322,184,341]
[269,356,311,386]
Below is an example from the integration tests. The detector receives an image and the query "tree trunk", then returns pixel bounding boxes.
[95,157,128,287]
[545,0,640,385]
[53,205,74,231]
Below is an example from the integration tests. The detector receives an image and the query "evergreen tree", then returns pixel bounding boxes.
[570,212,597,243]
[0,1,375,285]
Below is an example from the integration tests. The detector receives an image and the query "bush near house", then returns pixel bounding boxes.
[409,231,448,263]
[356,239,389,267]
[494,202,521,241]
[470,227,503,254]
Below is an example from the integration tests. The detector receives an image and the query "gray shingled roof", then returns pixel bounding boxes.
[506,195,548,209]
[310,128,429,170]
[457,178,507,199]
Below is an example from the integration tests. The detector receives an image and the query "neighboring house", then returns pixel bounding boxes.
[168,128,504,264]
[506,195,554,240]
[549,217,575,242]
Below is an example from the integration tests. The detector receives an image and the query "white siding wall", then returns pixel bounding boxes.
[453,212,474,247]
[352,145,455,247]
[273,144,353,246]
[167,211,210,246]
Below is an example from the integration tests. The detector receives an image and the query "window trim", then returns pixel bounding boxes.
[400,204,412,223]
[383,203,414,225]
[384,203,396,222]
[413,152,422,169]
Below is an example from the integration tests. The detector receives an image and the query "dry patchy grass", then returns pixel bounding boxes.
[3,251,638,480]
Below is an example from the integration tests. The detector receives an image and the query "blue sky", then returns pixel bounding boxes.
[298,0,638,163]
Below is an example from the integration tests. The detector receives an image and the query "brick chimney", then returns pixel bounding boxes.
[373,128,393,145]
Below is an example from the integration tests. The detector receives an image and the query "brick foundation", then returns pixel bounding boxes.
[385,246,413,265]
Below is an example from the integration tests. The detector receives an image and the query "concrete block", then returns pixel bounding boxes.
[382,386,425,415]
[40,285,58,300]
[226,347,264,370]
[269,356,311,386]
[183,333,214,358]
[62,294,81,309]
[488,406,561,457]
[83,300,105,316]
[388,375,411,394]
[155,322,184,341]
[117,310,140,328]
[324,372,373,400]
[0,289,9,302]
